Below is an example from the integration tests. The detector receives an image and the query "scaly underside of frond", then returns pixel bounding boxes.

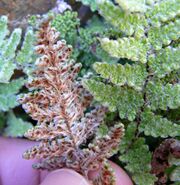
[21,21,125,185]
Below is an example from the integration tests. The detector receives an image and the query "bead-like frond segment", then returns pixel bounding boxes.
[146,0,180,26]
[149,47,180,78]
[94,62,147,90]
[97,0,147,36]
[147,81,180,110]
[100,37,149,63]
[148,19,180,50]
[84,80,144,121]
[139,109,180,137]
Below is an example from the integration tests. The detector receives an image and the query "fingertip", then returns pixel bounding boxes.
[40,169,90,185]
[110,162,133,185]
[88,161,133,185]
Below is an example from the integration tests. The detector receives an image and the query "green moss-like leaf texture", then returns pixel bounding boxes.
[100,37,149,63]
[139,110,180,137]
[0,79,25,111]
[94,62,147,90]
[5,111,33,137]
[84,80,144,121]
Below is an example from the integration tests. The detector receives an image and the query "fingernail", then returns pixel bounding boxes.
[40,169,90,185]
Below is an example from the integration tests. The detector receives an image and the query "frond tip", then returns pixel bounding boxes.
[20,21,124,184]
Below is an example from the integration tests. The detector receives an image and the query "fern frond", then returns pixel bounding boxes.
[100,37,149,63]
[147,81,180,110]
[97,0,147,36]
[0,16,35,82]
[0,16,8,45]
[148,19,180,50]
[0,78,25,111]
[16,28,35,65]
[139,109,180,137]
[0,28,22,83]
[94,62,147,90]
[146,0,180,26]
[120,135,156,185]
[149,47,180,77]
[84,80,144,121]
[21,22,124,184]
[116,0,148,13]
[4,111,33,137]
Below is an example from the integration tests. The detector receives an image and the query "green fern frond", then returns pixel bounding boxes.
[0,28,22,83]
[0,16,35,83]
[0,78,25,111]
[51,11,80,45]
[116,0,148,13]
[1,28,22,59]
[97,0,147,36]
[139,109,180,137]
[83,1,180,184]
[4,111,33,137]
[149,47,180,77]
[146,0,180,26]
[100,37,149,63]
[148,19,180,50]
[0,16,8,45]
[84,80,144,121]
[94,62,147,90]
[16,28,35,65]
[120,132,156,185]
[147,81,180,110]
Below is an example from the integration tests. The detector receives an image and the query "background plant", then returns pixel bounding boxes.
[0,15,34,136]
[84,0,180,184]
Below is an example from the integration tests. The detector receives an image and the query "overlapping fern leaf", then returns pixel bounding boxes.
[20,21,124,185]
[84,0,180,184]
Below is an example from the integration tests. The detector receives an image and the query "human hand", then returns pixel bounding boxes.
[0,137,133,185]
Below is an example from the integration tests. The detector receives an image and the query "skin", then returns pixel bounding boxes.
[0,137,133,185]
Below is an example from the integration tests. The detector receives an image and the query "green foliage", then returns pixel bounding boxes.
[116,0,148,13]
[120,123,157,185]
[100,37,149,63]
[4,111,33,137]
[84,80,144,121]
[147,82,180,110]
[94,62,147,90]
[0,16,8,43]
[0,78,25,111]
[51,11,80,46]
[146,0,180,26]
[97,0,147,37]
[77,0,98,11]
[0,15,35,136]
[0,25,21,82]
[140,109,180,137]
[84,0,180,184]
[16,29,35,65]
[148,19,180,50]
[51,11,117,75]
[149,47,180,78]
[0,16,35,83]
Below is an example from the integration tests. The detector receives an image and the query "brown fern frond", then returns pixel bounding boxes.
[20,21,124,185]
[151,139,180,185]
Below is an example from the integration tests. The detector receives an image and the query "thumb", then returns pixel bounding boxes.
[40,169,90,185]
